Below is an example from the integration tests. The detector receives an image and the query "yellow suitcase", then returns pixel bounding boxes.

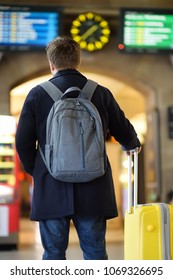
[124,151,173,260]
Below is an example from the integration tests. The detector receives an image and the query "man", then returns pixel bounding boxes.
[16,36,141,260]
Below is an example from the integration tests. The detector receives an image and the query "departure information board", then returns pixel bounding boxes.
[117,8,173,54]
[0,5,62,51]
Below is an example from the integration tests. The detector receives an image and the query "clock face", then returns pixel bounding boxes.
[70,12,111,52]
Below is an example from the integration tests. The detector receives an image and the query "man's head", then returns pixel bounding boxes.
[46,36,81,74]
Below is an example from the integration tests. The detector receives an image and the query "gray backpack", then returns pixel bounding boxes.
[39,79,106,183]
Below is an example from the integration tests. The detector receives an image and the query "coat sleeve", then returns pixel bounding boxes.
[15,90,37,176]
[107,91,141,150]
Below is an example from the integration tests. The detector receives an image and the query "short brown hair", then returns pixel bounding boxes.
[46,36,81,69]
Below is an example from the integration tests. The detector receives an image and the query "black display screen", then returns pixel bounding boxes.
[0,5,62,51]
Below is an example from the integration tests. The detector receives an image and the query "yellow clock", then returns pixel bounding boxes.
[70,12,111,52]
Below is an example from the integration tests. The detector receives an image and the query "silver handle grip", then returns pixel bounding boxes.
[127,149,138,214]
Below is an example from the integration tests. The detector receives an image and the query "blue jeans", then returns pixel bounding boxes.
[39,216,108,260]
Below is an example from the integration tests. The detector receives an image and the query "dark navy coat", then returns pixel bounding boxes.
[15,69,141,221]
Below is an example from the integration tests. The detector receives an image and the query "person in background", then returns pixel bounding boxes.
[15,36,141,260]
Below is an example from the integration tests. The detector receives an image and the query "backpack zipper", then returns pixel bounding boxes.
[79,121,85,170]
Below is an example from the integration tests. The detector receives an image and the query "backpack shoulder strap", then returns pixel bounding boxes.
[39,81,63,102]
[81,79,98,100]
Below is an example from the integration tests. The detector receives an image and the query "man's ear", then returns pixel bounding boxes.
[49,61,56,74]
[49,61,58,75]
[49,61,59,75]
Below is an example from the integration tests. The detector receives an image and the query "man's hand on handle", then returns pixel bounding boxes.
[126,146,142,156]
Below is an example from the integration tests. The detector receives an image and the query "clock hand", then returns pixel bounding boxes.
[80,24,99,41]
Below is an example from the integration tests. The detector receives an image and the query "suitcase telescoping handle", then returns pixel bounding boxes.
[127,148,138,214]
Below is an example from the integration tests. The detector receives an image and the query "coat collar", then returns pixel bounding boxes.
[53,69,83,78]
